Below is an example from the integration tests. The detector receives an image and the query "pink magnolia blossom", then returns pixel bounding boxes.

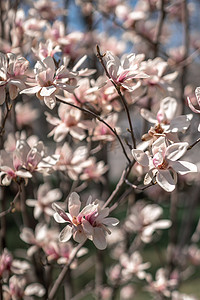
[0,149,32,186]
[14,139,59,175]
[15,102,39,129]
[104,51,149,91]
[120,251,151,280]
[132,137,197,192]
[20,224,58,256]
[0,52,29,104]
[31,39,61,61]
[187,87,200,114]
[21,56,77,109]
[3,275,45,299]
[0,249,30,280]
[140,57,178,98]
[45,103,94,141]
[79,157,109,183]
[140,97,192,143]
[52,192,119,250]
[90,113,121,142]
[55,142,88,180]
[26,183,62,221]
[125,201,171,243]
[146,268,177,298]
[30,0,67,21]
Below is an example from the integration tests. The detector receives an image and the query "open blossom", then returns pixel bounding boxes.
[14,139,59,175]
[26,183,62,221]
[55,142,88,180]
[146,268,177,298]
[120,251,150,280]
[187,86,200,114]
[125,201,171,243]
[52,192,119,250]
[104,51,149,91]
[0,52,29,104]
[15,102,39,128]
[20,224,58,256]
[0,249,29,280]
[140,57,178,97]
[132,136,197,192]
[31,39,61,61]
[21,56,77,109]
[79,157,109,183]
[3,275,45,300]
[140,97,192,143]
[45,103,94,141]
[0,149,32,186]
[90,113,121,142]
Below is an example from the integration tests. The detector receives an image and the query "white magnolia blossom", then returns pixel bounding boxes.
[104,51,149,91]
[132,136,197,192]
[125,201,171,243]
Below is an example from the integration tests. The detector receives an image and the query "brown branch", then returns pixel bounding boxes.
[154,0,166,57]
[187,137,200,150]
[96,45,136,149]
[0,186,20,218]
[56,95,131,163]
[48,242,85,300]
[0,95,12,136]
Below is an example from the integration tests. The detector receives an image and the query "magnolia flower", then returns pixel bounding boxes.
[21,56,77,109]
[3,275,45,300]
[104,51,149,91]
[140,57,178,98]
[44,240,87,265]
[52,192,119,250]
[14,139,59,175]
[146,268,177,298]
[140,97,192,143]
[30,0,67,21]
[120,251,150,280]
[20,224,58,256]
[31,39,61,61]
[55,142,88,180]
[79,157,109,183]
[45,103,94,141]
[125,201,171,243]
[0,149,32,186]
[132,136,197,192]
[90,113,121,142]
[0,52,29,104]
[15,102,39,128]
[187,86,200,114]
[26,183,62,221]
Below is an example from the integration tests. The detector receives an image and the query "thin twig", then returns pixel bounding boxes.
[96,45,136,149]
[48,242,85,300]
[56,95,131,163]
[187,137,200,150]
[154,0,166,57]
[0,186,20,218]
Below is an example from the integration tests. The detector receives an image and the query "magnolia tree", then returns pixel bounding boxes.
[0,0,200,299]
